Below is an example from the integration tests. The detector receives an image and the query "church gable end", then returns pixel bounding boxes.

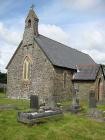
[7,7,55,101]
[7,38,55,100]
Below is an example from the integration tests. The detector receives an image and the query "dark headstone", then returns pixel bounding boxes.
[30,95,39,110]
[89,90,96,108]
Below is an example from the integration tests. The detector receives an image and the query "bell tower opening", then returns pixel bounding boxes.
[23,5,39,45]
[28,19,31,27]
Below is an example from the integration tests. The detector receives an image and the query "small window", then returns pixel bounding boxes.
[63,71,67,89]
[23,57,31,80]
[28,19,31,27]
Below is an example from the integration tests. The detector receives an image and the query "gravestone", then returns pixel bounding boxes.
[88,89,104,121]
[89,90,96,108]
[17,109,63,125]
[70,86,80,113]
[46,96,56,109]
[30,95,39,110]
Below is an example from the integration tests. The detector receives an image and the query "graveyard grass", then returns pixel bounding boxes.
[1,93,105,140]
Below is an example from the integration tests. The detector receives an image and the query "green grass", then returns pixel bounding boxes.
[0,92,29,110]
[1,93,105,140]
[97,104,105,111]
[0,92,6,98]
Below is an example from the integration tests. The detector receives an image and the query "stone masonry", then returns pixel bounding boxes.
[74,67,105,102]
[7,8,73,103]
[7,8,105,104]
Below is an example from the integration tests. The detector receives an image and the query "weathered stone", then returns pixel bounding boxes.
[89,89,96,108]
[17,110,63,125]
[74,67,105,102]
[88,108,105,122]
[53,67,73,102]
[46,96,56,109]
[70,86,81,113]
[7,39,73,103]
[73,81,94,101]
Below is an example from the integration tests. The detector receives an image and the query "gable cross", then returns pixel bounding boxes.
[30,4,35,10]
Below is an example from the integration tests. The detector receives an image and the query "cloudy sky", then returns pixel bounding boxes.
[0,0,105,72]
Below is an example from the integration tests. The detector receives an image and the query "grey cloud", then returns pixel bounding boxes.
[60,0,105,11]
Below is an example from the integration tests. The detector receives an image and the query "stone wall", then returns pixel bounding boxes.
[53,67,74,102]
[73,81,94,102]
[94,67,105,101]
[7,40,75,103]
[7,42,24,99]
[28,42,55,104]
[74,67,105,102]
[7,42,55,104]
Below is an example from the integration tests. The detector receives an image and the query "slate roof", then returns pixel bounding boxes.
[6,34,96,70]
[72,64,100,81]
[35,35,95,70]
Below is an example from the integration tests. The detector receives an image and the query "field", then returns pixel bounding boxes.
[0,92,105,140]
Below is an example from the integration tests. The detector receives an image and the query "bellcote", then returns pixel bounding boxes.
[23,7,39,45]
[25,7,39,37]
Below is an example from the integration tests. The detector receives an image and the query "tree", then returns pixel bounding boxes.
[0,72,7,84]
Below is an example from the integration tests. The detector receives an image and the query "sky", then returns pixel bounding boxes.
[0,0,105,72]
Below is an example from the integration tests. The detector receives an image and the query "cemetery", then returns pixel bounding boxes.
[0,3,105,140]
[18,95,63,125]
[1,87,105,140]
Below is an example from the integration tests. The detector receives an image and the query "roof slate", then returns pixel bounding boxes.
[72,64,100,81]
[6,34,96,70]
[35,35,95,70]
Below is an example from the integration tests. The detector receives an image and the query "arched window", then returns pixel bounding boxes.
[63,71,67,89]
[28,19,31,27]
[23,57,31,80]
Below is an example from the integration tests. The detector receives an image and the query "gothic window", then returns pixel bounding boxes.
[28,19,31,27]
[63,71,67,89]
[23,57,31,80]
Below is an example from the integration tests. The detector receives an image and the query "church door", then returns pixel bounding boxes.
[97,79,103,101]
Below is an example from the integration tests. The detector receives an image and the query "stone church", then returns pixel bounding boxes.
[6,8,105,104]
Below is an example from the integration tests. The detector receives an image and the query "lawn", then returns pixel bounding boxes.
[0,92,105,140]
